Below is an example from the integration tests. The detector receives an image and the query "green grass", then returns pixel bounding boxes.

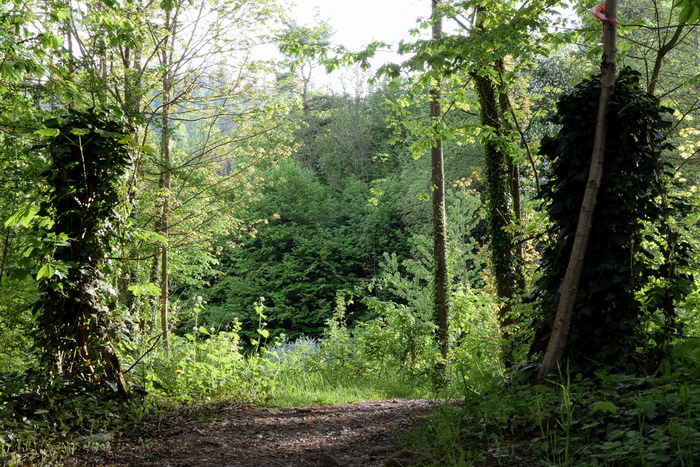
[266,367,429,407]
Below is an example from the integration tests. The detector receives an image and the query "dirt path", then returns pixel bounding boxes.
[67,399,438,466]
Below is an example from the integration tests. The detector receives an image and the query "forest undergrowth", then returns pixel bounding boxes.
[2,293,700,466]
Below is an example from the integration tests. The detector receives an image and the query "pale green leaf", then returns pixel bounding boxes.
[678,4,696,22]
[34,128,60,137]
[36,263,54,280]
[5,204,39,227]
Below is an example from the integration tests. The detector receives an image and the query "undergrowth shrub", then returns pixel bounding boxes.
[446,288,505,397]
[129,326,274,402]
[354,298,440,378]
[262,283,511,404]
[271,291,441,383]
[405,343,700,466]
[0,369,144,466]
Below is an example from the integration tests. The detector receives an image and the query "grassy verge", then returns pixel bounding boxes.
[396,343,700,466]
[267,369,428,406]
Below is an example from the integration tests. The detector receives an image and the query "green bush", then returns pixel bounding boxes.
[201,160,409,341]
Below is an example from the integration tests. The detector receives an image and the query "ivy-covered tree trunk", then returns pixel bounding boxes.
[430,0,449,360]
[531,58,691,376]
[495,59,526,293]
[35,109,133,397]
[472,72,519,345]
[462,6,523,366]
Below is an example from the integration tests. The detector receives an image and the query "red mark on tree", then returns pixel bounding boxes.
[591,4,618,42]
[591,3,618,24]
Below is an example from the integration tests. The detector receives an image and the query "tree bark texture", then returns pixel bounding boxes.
[538,0,618,378]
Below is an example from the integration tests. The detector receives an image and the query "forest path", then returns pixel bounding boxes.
[67,399,438,466]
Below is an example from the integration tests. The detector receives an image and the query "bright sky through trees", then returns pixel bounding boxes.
[290,0,426,50]
[287,0,427,89]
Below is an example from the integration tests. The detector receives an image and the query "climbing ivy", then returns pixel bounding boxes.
[531,68,694,371]
[33,109,134,396]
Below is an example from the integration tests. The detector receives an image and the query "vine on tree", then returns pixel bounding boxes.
[33,109,134,397]
[531,68,694,372]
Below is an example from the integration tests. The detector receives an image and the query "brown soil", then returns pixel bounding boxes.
[66,399,439,466]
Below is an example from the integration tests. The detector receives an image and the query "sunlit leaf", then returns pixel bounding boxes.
[4,204,39,227]
[34,128,60,137]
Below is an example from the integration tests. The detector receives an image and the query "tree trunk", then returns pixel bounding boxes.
[158,6,176,347]
[538,0,618,378]
[431,0,449,360]
[472,72,517,334]
[495,59,525,293]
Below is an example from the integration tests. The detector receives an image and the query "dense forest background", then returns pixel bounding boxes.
[2,0,700,464]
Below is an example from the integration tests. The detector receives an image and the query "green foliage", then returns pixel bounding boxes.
[674,0,700,23]
[375,176,488,297]
[265,330,431,406]
[0,369,143,465]
[2,3,700,467]
[131,330,271,402]
[401,344,700,466]
[354,299,441,378]
[447,288,505,393]
[532,67,695,371]
[201,159,409,340]
[0,3,66,374]
[362,176,503,387]
[0,1,69,91]
[262,296,442,406]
